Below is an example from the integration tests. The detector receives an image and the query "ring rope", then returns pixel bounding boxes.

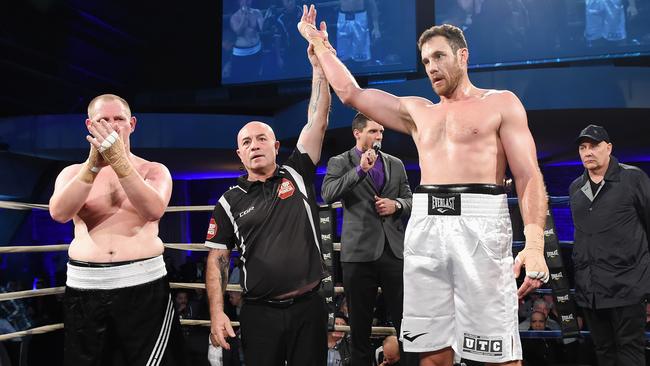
[0,283,345,303]
[0,322,396,341]
[0,240,578,254]
[0,286,65,301]
[0,243,342,253]
[9,322,645,342]
[0,197,570,213]
[0,201,215,212]
[0,324,64,342]
[0,281,562,305]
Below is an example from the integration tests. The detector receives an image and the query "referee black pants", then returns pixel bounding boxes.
[239,291,328,366]
[581,302,646,366]
[342,244,405,366]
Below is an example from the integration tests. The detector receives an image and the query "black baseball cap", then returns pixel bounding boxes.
[576,124,610,144]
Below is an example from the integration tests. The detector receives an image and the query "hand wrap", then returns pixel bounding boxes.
[516,224,550,283]
[98,132,133,178]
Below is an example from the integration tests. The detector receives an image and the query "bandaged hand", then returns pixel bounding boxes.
[515,224,549,283]
[86,119,133,178]
[86,144,106,173]
[98,131,133,178]
[298,4,335,57]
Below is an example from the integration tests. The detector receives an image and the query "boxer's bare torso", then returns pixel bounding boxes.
[400,89,514,185]
[57,156,167,263]
[230,5,263,48]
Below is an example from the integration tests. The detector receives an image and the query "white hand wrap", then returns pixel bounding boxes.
[98,131,119,153]
[98,132,133,178]
[516,224,550,283]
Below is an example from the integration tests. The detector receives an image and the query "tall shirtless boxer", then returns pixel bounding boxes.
[298,5,548,365]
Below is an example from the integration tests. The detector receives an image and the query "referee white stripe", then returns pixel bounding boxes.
[218,196,249,292]
[283,165,321,254]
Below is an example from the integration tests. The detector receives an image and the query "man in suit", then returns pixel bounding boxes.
[322,112,412,365]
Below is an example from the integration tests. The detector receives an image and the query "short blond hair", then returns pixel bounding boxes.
[87,94,131,118]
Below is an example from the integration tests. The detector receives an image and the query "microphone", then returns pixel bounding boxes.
[372,141,381,154]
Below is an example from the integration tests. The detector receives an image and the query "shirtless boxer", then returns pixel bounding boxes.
[298,6,548,365]
[49,94,184,366]
[230,0,265,79]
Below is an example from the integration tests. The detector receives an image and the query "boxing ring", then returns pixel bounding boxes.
[0,200,396,345]
[1,197,646,347]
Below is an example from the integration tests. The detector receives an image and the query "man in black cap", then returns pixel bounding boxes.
[569,124,650,366]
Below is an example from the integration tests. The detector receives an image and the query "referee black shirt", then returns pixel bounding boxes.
[569,155,650,309]
[205,147,327,300]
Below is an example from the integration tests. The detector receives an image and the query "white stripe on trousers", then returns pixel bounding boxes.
[146,294,174,366]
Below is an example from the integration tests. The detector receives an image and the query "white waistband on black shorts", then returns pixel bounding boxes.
[66,255,166,290]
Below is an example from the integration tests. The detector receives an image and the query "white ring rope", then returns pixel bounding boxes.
[0,283,344,303]
[0,321,393,342]
[0,286,65,301]
[0,200,343,212]
[0,324,64,342]
[0,243,342,253]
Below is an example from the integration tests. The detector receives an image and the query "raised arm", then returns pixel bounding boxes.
[206,248,236,349]
[118,163,173,221]
[297,42,331,164]
[87,119,172,221]
[49,144,106,223]
[499,91,549,297]
[297,5,415,135]
[230,9,246,34]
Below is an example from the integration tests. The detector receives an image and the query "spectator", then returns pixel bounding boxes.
[519,299,560,330]
[570,124,650,365]
[328,315,351,366]
[374,335,400,365]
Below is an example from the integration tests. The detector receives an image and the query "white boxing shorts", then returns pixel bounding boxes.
[401,184,521,363]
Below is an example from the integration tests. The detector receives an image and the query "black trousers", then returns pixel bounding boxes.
[581,302,646,366]
[342,244,405,366]
[239,291,328,366]
[64,276,186,366]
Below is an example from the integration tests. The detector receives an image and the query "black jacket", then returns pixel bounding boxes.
[569,155,650,309]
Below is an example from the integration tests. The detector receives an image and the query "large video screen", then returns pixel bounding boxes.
[434,0,650,68]
[221,0,417,84]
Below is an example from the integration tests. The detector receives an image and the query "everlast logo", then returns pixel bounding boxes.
[462,333,503,357]
[428,193,461,216]
[323,253,332,260]
[561,314,575,322]
[556,294,569,303]
[546,249,559,258]
[544,228,555,236]
[323,276,332,283]
[551,272,564,281]
[321,234,332,241]
[320,217,330,224]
